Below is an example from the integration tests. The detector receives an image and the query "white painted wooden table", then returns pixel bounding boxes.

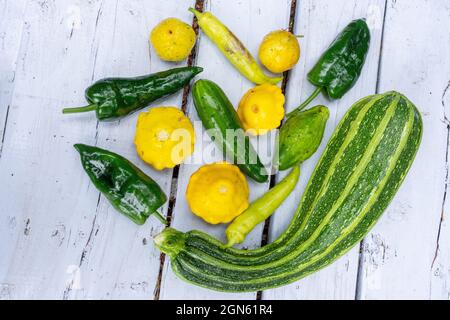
[1,0,449,300]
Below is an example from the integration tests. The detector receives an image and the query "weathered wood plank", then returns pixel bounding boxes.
[0,0,104,299]
[64,0,197,300]
[0,0,195,299]
[1,0,448,300]
[357,0,450,300]
[0,0,27,156]
[262,0,387,299]
[158,0,292,300]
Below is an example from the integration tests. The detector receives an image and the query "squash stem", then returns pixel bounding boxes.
[62,104,97,114]
[286,87,322,118]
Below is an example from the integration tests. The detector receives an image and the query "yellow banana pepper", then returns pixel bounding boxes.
[189,8,282,85]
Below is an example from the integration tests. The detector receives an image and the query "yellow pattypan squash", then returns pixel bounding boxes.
[150,18,196,62]
[258,30,300,73]
[237,84,285,135]
[186,162,249,224]
[134,107,194,170]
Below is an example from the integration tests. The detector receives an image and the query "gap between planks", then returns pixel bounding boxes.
[153,0,298,300]
[153,0,206,300]
[354,0,388,300]
[256,0,298,301]
[428,80,450,297]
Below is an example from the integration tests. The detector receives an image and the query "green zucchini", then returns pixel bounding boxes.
[155,91,422,292]
[192,79,268,183]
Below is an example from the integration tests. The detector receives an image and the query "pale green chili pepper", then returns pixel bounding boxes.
[189,8,282,85]
[225,165,300,247]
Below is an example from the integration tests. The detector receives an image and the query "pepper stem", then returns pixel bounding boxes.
[223,240,236,249]
[286,87,322,118]
[62,104,97,114]
[153,211,168,225]
[188,7,201,17]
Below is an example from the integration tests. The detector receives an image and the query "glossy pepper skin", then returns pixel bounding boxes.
[308,19,370,99]
[286,19,370,118]
[189,8,282,85]
[74,144,167,225]
[63,66,203,121]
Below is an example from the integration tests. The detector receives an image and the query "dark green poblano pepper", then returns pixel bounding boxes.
[63,66,203,121]
[277,105,329,171]
[74,144,167,225]
[287,19,370,118]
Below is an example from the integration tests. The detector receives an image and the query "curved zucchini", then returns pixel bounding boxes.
[155,91,422,292]
[192,79,268,183]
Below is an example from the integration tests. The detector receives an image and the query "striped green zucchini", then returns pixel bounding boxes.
[155,91,422,292]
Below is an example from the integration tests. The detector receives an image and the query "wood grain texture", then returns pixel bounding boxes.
[158,0,292,300]
[0,0,448,300]
[0,0,195,299]
[0,0,105,299]
[357,0,450,300]
[261,0,387,300]
[0,0,27,156]
[64,0,198,300]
